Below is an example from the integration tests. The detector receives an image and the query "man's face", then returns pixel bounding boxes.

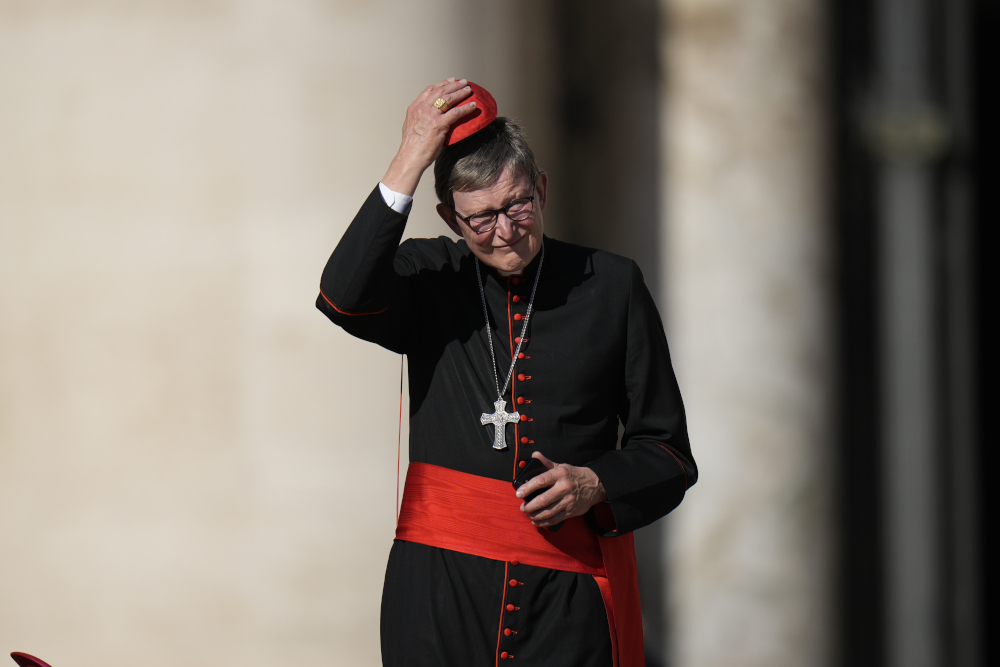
[437,165,547,273]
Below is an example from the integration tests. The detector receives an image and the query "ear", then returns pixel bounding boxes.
[536,172,548,212]
[437,203,463,236]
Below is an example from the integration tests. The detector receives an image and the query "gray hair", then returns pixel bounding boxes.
[433,117,541,207]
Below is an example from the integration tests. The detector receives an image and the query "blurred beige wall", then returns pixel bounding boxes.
[0,1,554,665]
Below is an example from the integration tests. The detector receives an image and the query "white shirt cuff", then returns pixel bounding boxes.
[378,182,413,215]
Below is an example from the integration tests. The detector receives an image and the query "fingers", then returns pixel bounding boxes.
[428,83,474,121]
[521,471,571,515]
[517,459,602,526]
[439,78,470,97]
[422,78,468,102]
[523,479,570,516]
[515,452,559,499]
[438,86,475,115]
[441,101,478,124]
[419,79,475,120]
[530,512,565,527]
[516,468,556,499]
[409,81,475,127]
[526,493,571,526]
[532,451,556,469]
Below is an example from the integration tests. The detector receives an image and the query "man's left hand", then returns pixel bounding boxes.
[516,452,607,527]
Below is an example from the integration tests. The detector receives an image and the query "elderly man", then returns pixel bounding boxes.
[317,79,695,667]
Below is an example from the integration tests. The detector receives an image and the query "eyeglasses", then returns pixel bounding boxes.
[453,186,536,234]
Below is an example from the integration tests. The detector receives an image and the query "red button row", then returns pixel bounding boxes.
[513,335,532,501]
[503,582,521,659]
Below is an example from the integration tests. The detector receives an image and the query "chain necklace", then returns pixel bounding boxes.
[475,243,545,450]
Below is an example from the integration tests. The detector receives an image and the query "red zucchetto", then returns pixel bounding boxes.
[446,82,498,145]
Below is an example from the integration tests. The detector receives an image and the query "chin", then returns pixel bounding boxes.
[495,246,534,272]
[479,253,519,273]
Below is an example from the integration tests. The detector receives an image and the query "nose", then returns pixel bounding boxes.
[493,211,518,238]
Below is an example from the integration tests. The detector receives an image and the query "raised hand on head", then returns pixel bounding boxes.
[382,78,478,196]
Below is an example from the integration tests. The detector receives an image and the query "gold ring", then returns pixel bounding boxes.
[433,97,449,113]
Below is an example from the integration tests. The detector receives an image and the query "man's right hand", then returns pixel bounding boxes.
[381,78,478,196]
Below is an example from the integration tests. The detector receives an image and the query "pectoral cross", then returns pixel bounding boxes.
[480,398,520,450]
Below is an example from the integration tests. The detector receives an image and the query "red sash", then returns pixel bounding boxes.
[395,462,644,667]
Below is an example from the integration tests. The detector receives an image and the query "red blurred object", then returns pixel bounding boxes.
[446,82,498,145]
[11,654,53,667]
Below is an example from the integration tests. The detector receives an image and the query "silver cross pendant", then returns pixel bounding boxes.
[480,398,520,450]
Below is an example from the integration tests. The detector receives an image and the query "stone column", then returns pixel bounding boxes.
[871,1,947,665]
[659,2,832,666]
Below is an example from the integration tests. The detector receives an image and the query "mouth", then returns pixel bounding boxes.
[494,235,528,250]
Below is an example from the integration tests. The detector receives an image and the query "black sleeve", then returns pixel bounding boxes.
[315,185,423,354]
[584,261,697,535]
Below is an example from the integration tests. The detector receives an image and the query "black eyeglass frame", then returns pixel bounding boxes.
[452,185,537,234]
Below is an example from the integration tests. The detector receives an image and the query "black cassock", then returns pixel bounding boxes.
[317,187,696,667]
